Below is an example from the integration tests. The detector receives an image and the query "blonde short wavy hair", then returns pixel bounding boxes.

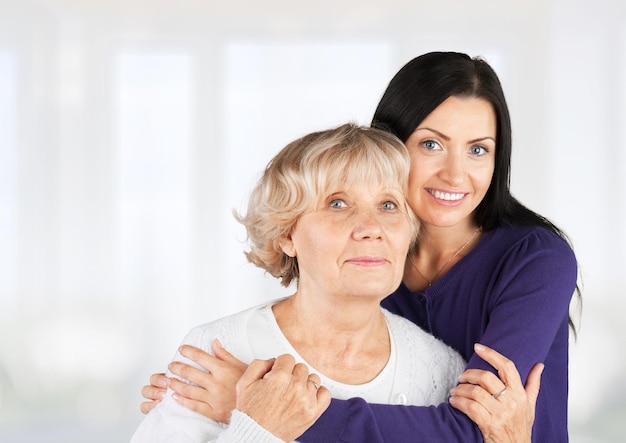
[236,123,419,287]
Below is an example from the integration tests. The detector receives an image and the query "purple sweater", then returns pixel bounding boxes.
[299,225,577,443]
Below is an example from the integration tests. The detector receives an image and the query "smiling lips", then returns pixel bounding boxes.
[427,188,466,202]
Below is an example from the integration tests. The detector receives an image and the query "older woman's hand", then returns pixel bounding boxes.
[449,344,543,443]
[236,354,332,442]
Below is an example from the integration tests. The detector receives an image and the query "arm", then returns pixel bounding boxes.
[141,346,538,443]
[132,327,328,443]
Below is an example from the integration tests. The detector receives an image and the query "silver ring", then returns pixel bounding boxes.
[307,379,320,390]
[492,387,507,399]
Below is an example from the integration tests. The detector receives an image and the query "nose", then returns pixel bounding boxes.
[439,151,465,186]
[352,210,383,241]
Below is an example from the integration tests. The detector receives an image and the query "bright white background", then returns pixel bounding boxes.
[0,0,624,441]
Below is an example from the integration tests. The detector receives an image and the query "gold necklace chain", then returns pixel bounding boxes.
[409,227,481,287]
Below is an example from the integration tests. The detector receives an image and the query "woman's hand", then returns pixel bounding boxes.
[449,343,543,443]
[139,339,248,423]
[169,339,248,422]
[236,354,332,442]
[140,372,169,414]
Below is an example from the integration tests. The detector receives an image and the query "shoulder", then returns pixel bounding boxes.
[478,226,578,305]
[181,298,282,351]
[485,225,577,269]
[383,309,464,364]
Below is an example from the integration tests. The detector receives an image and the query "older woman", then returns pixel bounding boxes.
[130,123,466,442]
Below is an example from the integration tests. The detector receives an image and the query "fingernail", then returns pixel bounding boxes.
[449,387,456,396]
[158,390,166,399]
[214,338,223,349]
[172,393,179,402]
[474,343,486,352]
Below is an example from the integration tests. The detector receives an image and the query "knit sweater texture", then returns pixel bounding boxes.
[130,300,465,442]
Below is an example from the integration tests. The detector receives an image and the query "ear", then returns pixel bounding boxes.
[279,236,296,258]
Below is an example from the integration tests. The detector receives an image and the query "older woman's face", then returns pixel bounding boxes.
[280,182,413,302]
[404,96,496,229]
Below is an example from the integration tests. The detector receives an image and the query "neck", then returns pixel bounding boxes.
[272,293,390,384]
[405,222,482,290]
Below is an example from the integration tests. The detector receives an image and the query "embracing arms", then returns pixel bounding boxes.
[140,342,542,442]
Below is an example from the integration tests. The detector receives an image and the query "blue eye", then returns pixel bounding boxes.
[382,201,397,210]
[470,145,488,156]
[421,140,440,151]
[329,199,347,209]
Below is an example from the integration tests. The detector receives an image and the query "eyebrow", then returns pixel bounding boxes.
[415,127,496,144]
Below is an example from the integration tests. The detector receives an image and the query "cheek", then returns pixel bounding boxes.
[481,165,496,192]
[389,222,414,255]
[406,174,426,215]
[471,162,495,194]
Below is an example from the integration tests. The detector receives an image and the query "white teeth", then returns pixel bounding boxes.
[429,189,464,201]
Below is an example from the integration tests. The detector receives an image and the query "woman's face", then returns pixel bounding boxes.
[280,181,413,302]
[404,96,496,229]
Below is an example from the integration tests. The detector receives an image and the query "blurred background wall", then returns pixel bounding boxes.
[0,0,624,441]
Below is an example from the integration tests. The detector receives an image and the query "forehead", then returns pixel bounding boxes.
[421,96,496,138]
[318,178,405,199]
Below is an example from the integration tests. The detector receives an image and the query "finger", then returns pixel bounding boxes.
[172,391,215,417]
[179,344,220,372]
[451,382,499,406]
[149,372,170,388]
[449,382,508,421]
[238,358,276,390]
[307,373,322,390]
[169,377,209,401]
[316,385,332,408]
[292,362,310,381]
[457,369,505,395]
[169,361,210,385]
[270,354,297,374]
[525,363,544,410]
[141,384,167,402]
[140,399,161,414]
[211,339,247,368]
[473,343,522,388]
[448,394,490,426]
[308,373,321,384]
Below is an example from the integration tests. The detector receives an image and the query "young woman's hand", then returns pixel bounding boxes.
[236,354,332,442]
[140,372,169,414]
[449,344,543,443]
[140,339,248,423]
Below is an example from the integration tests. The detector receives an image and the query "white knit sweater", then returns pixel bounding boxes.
[130,298,465,443]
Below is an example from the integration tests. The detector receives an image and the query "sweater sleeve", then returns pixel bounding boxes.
[220,410,290,443]
[131,320,282,443]
[298,230,578,443]
[129,325,227,442]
